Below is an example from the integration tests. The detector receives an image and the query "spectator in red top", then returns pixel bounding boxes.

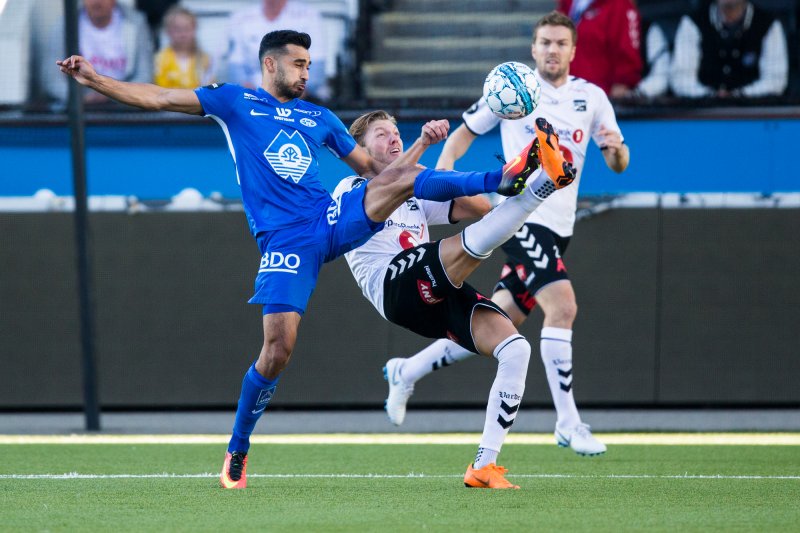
[557,0,643,97]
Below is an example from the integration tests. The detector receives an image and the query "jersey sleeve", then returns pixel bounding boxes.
[331,176,366,202]
[419,199,453,225]
[323,109,358,159]
[590,88,624,147]
[194,83,239,121]
[461,98,501,136]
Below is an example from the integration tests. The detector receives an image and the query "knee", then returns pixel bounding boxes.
[547,300,577,327]
[496,335,531,367]
[258,339,293,376]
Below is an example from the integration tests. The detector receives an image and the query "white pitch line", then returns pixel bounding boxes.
[1,473,799,480]
[1,433,800,445]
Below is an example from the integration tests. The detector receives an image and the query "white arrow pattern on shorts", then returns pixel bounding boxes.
[389,248,427,280]
[518,227,549,269]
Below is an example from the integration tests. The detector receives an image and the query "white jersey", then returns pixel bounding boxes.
[463,71,622,237]
[332,177,453,318]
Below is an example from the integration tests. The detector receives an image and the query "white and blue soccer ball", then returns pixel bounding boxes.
[483,62,541,120]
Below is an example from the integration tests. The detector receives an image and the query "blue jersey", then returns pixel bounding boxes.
[195,83,357,234]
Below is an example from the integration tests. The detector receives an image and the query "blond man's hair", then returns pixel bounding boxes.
[349,110,397,145]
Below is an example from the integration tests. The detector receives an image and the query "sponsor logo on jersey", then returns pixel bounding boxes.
[573,99,587,112]
[258,251,301,274]
[264,130,312,183]
[326,199,340,225]
[300,117,317,127]
[294,108,322,117]
[417,280,443,304]
[398,230,419,250]
[244,92,259,100]
[273,107,295,122]
[385,220,422,232]
[204,83,225,90]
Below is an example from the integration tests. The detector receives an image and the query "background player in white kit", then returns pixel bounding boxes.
[335,110,575,488]
[383,11,631,456]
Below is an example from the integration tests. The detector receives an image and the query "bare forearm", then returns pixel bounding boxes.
[604,144,630,173]
[89,74,202,115]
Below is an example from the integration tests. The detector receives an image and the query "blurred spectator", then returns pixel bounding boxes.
[670,0,789,98]
[620,20,671,99]
[154,6,214,89]
[40,0,153,108]
[224,0,329,101]
[557,0,643,97]
[136,0,180,41]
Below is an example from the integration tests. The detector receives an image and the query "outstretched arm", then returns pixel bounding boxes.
[56,55,204,115]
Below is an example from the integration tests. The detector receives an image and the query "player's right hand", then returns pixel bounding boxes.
[420,119,449,146]
[56,55,96,86]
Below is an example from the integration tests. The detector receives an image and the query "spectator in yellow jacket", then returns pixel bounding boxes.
[154,6,213,89]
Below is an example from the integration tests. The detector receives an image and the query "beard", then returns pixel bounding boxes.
[274,67,305,100]
[538,62,568,84]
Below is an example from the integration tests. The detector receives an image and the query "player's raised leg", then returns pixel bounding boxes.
[363,134,543,224]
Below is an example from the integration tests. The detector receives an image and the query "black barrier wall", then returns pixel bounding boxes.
[1,209,799,409]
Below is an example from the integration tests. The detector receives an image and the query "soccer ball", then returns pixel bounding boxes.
[483,62,541,120]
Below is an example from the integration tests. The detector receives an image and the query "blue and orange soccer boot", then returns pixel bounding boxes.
[534,117,576,190]
[497,137,541,196]
[463,463,520,489]
[220,451,248,489]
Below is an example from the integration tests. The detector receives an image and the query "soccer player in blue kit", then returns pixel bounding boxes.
[57,30,543,488]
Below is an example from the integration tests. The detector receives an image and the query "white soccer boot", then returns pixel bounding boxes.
[382,358,414,426]
[555,422,607,456]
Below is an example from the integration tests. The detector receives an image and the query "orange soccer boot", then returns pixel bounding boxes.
[534,117,576,189]
[497,137,541,196]
[220,451,248,489]
[463,463,520,489]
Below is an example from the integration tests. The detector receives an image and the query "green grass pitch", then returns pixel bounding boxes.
[2,439,799,532]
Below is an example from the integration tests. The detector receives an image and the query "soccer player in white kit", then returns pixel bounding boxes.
[382,11,631,456]
[335,110,575,488]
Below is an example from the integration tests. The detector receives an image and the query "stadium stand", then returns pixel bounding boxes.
[361,0,551,103]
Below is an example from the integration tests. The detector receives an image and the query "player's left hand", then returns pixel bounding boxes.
[420,119,449,146]
[597,125,623,155]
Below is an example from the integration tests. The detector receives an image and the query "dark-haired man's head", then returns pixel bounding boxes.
[258,30,312,101]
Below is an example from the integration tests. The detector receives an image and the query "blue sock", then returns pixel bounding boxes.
[227,363,279,454]
[413,168,502,201]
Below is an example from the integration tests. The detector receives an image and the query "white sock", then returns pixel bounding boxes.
[540,327,581,429]
[400,339,475,384]
[473,447,499,469]
[461,170,545,259]
[478,334,531,454]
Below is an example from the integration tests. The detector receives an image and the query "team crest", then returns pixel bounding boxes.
[264,130,313,183]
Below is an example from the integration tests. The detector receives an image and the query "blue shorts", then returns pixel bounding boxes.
[249,182,382,314]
